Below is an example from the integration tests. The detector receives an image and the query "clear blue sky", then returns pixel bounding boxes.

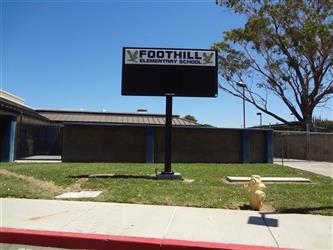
[1,0,331,128]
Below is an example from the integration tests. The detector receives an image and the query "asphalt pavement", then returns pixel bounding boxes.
[274,158,333,178]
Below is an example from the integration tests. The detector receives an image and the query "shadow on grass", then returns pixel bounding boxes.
[277,206,333,214]
[67,174,156,180]
[239,204,252,210]
[241,203,333,215]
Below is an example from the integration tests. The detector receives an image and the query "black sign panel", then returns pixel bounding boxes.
[121,47,218,97]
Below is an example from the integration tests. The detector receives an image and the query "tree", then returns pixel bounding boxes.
[214,0,333,130]
[183,115,198,123]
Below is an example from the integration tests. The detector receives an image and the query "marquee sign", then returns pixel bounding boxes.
[124,48,216,67]
[122,47,218,97]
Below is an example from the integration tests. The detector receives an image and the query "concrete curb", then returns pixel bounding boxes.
[0,227,292,250]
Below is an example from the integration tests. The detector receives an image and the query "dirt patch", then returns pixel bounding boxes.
[0,169,95,196]
[238,202,276,213]
[66,178,88,191]
[260,202,276,212]
[224,201,276,213]
[0,169,63,194]
[182,178,194,183]
[223,203,242,210]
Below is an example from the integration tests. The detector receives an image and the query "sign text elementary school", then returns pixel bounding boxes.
[122,47,218,97]
[124,48,216,67]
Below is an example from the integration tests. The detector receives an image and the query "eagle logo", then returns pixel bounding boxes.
[203,52,214,64]
[127,50,139,63]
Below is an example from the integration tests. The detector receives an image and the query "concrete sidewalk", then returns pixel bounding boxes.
[14,155,62,163]
[1,198,332,250]
[274,158,333,178]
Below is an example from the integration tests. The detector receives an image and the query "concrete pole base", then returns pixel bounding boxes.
[156,172,182,180]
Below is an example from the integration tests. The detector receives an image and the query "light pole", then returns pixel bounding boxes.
[257,112,262,127]
[237,81,247,128]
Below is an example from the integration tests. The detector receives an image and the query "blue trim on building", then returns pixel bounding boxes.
[146,127,154,163]
[242,129,250,163]
[266,130,274,163]
[1,118,9,162]
[0,116,16,162]
[9,119,16,162]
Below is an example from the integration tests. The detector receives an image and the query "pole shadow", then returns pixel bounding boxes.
[248,213,279,227]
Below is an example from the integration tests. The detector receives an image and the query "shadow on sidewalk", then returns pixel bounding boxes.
[247,206,333,227]
[248,213,279,227]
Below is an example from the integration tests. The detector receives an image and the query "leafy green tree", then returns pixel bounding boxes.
[214,0,333,130]
[183,115,198,123]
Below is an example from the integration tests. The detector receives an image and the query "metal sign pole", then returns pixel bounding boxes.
[164,94,173,173]
[156,94,182,179]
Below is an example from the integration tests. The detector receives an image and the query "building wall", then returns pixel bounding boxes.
[15,116,62,159]
[249,131,266,163]
[274,132,333,162]
[63,125,146,162]
[63,125,272,163]
[154,128,242,163]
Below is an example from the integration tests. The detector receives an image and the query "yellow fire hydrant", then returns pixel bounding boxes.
[244,175,266,210]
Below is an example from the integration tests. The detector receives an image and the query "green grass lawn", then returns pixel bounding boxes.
[1,162,332,216]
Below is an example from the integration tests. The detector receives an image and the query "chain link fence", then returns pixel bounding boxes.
[274,131,333,162]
